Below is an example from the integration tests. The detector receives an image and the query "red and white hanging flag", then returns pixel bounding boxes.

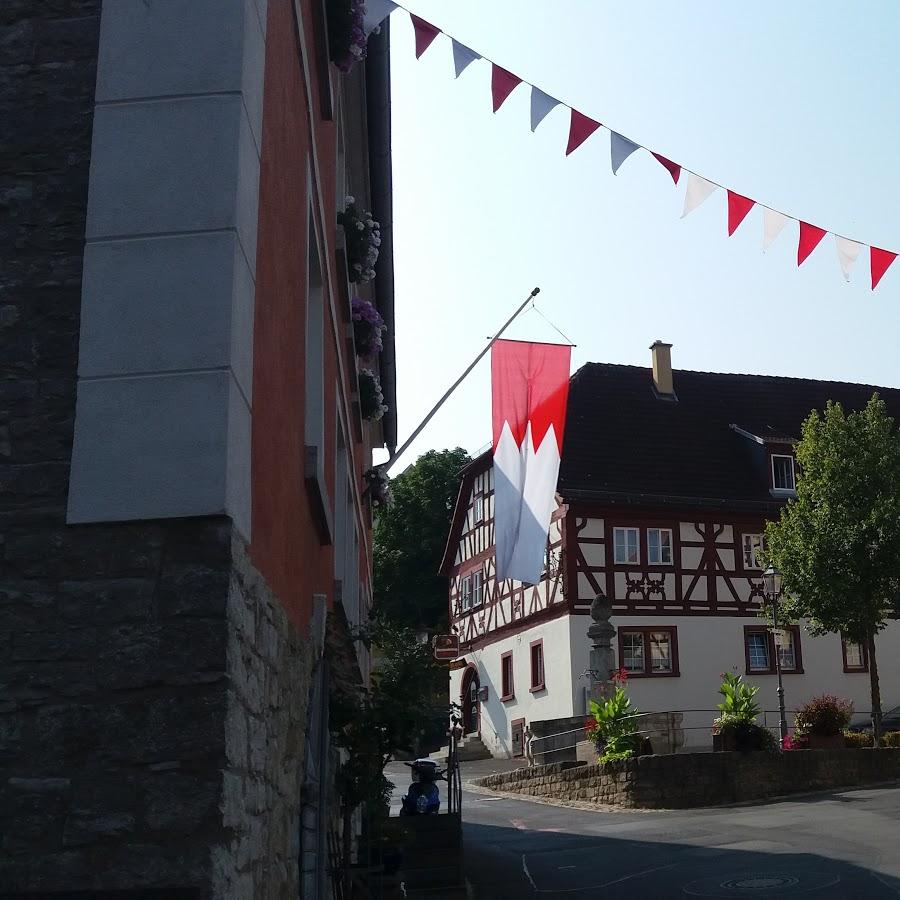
[491,340,571,585]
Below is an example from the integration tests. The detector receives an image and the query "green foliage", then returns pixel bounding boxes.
[766,395,900,639]
[374,448,471,629]
[883,731,900,748]
[715,672,761,724]
[330,616,445,815]
[794,694,853,737]
[588,685,641,763]
[844,730,873,749]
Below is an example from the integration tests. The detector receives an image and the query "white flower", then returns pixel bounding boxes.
[356,221,364,231]
[345,195,355,205]
[372,237,381,247]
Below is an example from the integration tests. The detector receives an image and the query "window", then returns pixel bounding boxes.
[529,640,545,691]
[618,627,679,677]
[460,570,483,612]
[501,652,514,700]
[614,527,640,564]
[647,528,673,565]
[772,454,796,491]
[473,493,484,524]
[744,626,803,674]
[742,533,764,569]
[842,636,868,673]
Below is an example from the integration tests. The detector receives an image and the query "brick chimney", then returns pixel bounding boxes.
[650,340,676,399]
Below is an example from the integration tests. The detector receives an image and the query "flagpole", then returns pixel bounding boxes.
[383,286,540,473]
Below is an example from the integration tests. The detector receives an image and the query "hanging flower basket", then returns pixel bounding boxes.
[358,368,388,421]
[338,196,380,283]
[326,0,368,73]
[351,297,386,358]
[364,466,392,506]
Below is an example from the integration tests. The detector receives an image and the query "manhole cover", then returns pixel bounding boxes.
[720,874,799,891]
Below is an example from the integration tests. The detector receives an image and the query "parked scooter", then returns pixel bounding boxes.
[399,759,446,815]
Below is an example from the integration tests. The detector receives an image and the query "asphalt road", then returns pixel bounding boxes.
[461,782,900,898]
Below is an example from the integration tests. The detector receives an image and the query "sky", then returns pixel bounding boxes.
[382,1,900,472]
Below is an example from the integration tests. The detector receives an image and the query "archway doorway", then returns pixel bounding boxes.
[461,666,480,735]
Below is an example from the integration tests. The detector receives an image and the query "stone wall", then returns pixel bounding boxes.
[476,750,900,809]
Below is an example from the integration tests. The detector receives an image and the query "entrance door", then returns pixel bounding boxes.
[511,719,525,758]
[461,667,480,735]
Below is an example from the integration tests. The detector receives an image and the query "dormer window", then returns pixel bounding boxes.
[771,454,796,492]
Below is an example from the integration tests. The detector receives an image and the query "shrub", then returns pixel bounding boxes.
[883,731,900,748]
[794,695,853,737]
[844,731,873,749]
[587,685,641,764]
[714,672,761,726]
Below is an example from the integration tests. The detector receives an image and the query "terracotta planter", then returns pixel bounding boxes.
[807,733,845,750]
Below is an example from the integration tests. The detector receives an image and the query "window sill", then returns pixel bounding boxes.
[843,667,869,674]
[529,682,546,693]
[746,668,804,676]
[624,671,680,678]
[500,693,515,702]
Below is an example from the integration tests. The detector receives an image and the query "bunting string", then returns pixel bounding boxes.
[368,4,898,290]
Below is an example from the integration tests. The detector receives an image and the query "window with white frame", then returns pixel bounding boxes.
[471,570,483,606]
[746,630,770,671]
[772,454,796,491]
[742,533,764,569]
[460,570,483,612]
[473,493,484,524]
[621,631,644,673]
[647,528,673,565]
[461,577,472,612]
[745,626,801,674]
[619,627,678,676]
[614,527,640,564]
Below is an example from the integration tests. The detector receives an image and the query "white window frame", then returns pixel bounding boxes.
[614,527,640,565]
[746,631,771,672]
[461,576,472,612]
[742,533,764,570]
[771,454,796,492]
[471,570,483,607]
[473,493,484,525]
[647,528,673,565]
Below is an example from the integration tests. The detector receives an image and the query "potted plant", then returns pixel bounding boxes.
[363,466,391,507]
[338,196,380,283]
[712,672,776,752]
[794,695,852,749]
[358,369,387,422]
[351,297,386,358]
[326,0,368,73]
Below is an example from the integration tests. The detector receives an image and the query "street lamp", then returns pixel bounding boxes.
[763,563,788,747]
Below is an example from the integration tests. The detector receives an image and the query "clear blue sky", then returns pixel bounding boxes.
[383,1,900,471]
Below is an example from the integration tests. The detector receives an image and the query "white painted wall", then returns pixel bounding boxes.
[569,616,900,749]
[450,613,574,758]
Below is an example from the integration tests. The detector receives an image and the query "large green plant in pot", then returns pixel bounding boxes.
[586,683,641,763]
[713,672,776,752]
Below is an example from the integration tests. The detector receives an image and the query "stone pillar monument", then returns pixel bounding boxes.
[586,591,617,704]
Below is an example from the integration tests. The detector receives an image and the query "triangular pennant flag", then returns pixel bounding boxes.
[834,236,861,281]
[871,247,898,290]
[727,191,755,236]
[652,153,681,184]
[491,65,522,112]
[530,87,560,132]
[363,0,397,35]
[610,132,640,174]
[763,209,790,249]
[681,174,718,218]
[565,109,602,155]
[798,222,827,266]
[410,14,440,59]
[451,38,480,77]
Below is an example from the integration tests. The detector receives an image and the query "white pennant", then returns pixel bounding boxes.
[762,209,789,250]
[530,87,560,132]
[451,39,480,77]
[681,174,718,218]
[610,132,640,175]
[363,0,397,35]
[835,235,862,281]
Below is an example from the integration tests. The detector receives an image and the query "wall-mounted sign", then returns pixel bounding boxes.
[433,634,459,660]
[477,686,489,702]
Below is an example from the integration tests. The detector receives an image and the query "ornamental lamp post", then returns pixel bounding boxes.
[763,563,789,747]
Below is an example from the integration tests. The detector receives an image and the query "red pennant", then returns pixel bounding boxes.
[797,222,827,266]
[651,153,681,184]
[727,191,755,236]
[565,109,602,156]
[871,247,898,290]
[491,65,522,112]
[410,14,440,58]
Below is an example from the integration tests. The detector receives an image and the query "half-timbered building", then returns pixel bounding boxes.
[440,342,900,757]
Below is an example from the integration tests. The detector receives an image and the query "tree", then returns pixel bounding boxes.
[766,395,900,746]
[374,447,471,629]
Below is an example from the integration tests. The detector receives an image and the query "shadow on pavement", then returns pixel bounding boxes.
[463,821,900,898]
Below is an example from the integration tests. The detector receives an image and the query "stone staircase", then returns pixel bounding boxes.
[431,734,491,763]
[381,812,465,897]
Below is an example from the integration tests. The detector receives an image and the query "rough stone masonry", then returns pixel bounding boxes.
[0,3,314,896]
